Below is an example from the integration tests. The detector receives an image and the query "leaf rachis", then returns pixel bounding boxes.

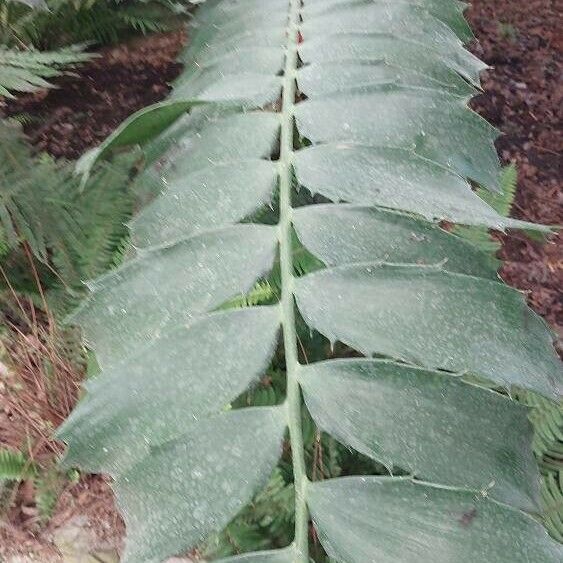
[278,1,308,561]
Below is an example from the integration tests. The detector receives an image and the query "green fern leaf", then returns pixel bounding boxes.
[0,45,92,98]
[203,468,295,558]
[453,162,519,254]
[60,1,563,562]
[34,467,62,522]
[221,281,278,310]
[0,122,134,314]
[0,448,35,481]
[521,390,563,540]
[542,471,563,543]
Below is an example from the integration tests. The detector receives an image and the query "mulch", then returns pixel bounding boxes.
[2,31,185,160]
[467,0,563,347]
[0,1,562,558]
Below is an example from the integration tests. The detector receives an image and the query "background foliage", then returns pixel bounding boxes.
[1,0,193,49]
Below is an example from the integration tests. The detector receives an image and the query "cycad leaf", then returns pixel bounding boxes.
[292,204,499,278]
[301,3,473,68]
[297,60,475,99]
[60,0,563,561]
[308,477,562,563]
[304,0,474,43]
[298,36,478,98]
[75,100,208,181]
[294,91,500,191]
[139,110,280,180]
[293,145,541,230]
[132,160,277,246]
[130,109,280,245]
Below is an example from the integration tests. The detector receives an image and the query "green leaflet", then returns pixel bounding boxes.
[128,110,281,246]
[294,91,501,192]
[75,0,287,181]
[300,4,477,75]
[132,160,278,246]
[303,0,474,43]
[292,204,499,278]
[294,263,562,398]
[138,110,280,179]
[298,359,539,510]
[293,145,543,230]
[133,108,280,207]
[116,407,286,563]
[59,307,281,474]
[298,36,479,98]
[71,225,278,367]
[60,0,563,561]
[297,60,476,98]
[308,477,563,563]
[75,100,208,183]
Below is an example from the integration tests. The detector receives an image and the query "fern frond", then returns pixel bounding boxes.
[542,471,563,543]
[0,45,92,98]
[221,280,278,310]
[0,448,35,480]
[1,0,192,50]
[203,468,295,559]
[5,112,37,127]
[110,235,134,269]
[523,392,563,466]
[117,4,172,35]
[453,163,519,255]
[0,122,134,315]
[220,239,323,311]
[34,467,61,522]
[518,389,563,541]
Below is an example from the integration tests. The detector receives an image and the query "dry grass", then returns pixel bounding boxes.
[0,314,83,464]
[0,254,83,466]
[0,249,85,545]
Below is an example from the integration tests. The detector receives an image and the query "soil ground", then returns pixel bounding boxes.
[2,31,185,160]
[0,1,562,560]
[467,0,562,347]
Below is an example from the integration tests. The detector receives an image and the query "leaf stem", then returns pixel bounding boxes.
[279,1,309,561]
